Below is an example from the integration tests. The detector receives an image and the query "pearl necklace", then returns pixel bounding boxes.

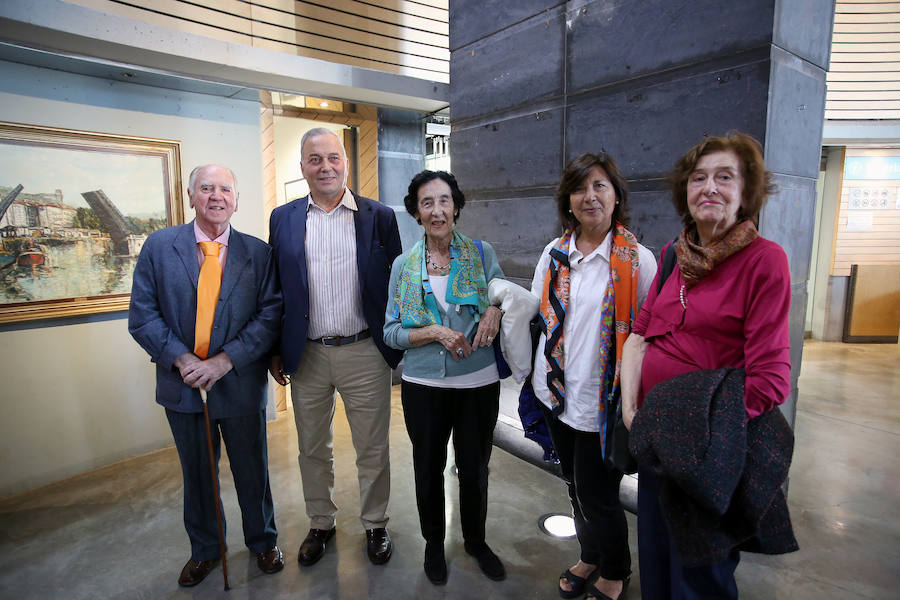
[426,248,450,275]
[679,284,687,308]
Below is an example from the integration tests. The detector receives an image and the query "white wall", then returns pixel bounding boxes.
[0,60,265,497]
[810,147,845,341]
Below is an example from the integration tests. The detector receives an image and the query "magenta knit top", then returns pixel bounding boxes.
[632,236,792,419]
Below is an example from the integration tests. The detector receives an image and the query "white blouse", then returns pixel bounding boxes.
[530,230,656,432]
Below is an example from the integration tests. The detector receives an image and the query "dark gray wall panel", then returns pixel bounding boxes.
[449,0,562,51]
[823,275,847,341]
[459,194,561,281]
[759,174,816,284]
[377,152,423,206]
[378,108,425,154]
[788,282,808,386]
[774,0,835,70]
[394,210,423,253]
[448,0,832,437]
[567,0,774,93]
[376,108,425,252]
[627,189,682,255]
[565,60,770,180]
[450,7,566,121]
[452,108,564,192]
[764,47,828,179]
[782,280,809,424]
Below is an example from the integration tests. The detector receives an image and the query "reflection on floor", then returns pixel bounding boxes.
[0,341,898,599]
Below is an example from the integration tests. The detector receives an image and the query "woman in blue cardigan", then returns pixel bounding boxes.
[384,170,506,586]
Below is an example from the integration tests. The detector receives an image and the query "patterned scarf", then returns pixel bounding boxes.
[393,230,489,327]
[675,219,759,289]
[539,223,641,458]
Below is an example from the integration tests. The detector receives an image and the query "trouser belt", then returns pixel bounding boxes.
[309,329,371,346]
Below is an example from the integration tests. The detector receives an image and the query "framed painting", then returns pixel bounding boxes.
[0,122,183,324]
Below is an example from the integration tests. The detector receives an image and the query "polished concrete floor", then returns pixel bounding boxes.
[0,341,898,599]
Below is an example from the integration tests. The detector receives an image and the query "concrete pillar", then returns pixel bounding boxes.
[448,0,835,427]
[377,108,427,250]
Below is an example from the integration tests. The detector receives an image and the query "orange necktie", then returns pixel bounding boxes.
[194,241,223,360]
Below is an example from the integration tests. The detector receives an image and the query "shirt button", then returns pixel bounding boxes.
[439,350,444,355]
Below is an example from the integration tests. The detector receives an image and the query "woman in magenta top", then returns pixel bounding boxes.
[621,132,791,599]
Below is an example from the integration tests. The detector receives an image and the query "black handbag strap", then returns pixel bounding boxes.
[657,238,678,294]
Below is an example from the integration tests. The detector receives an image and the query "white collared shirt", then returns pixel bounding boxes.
[530,230,656,432]
[305,188,367,339]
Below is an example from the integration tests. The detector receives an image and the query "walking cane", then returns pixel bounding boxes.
[200,387,230,591]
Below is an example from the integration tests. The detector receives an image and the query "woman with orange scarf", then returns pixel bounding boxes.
[531,152,656,600]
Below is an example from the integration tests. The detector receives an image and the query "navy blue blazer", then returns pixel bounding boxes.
[128,222,283,419]
[269,192,403,374]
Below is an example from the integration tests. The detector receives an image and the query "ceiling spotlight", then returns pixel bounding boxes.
[320,101,329,108]
[538,513,576,539]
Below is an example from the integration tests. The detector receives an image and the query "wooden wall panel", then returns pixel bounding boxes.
[253,1,446,45]
[827,2,900,119]
[248,21,447,71]
[67,0,448,82]
[356,105,380,201]
[844,264,900,341]
[68,0,252,42]
[258,90,287,411]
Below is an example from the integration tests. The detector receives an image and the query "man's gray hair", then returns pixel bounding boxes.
[300,127,347,159]
[188,164,239,195]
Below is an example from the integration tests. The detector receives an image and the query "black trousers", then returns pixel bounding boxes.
[637,469,740,600]
[166,408,277,561]
[401,380,500,546]
[541,405,631,581]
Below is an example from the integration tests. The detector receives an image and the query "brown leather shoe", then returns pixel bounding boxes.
[178,558,218,587]
[256,546,284,574]
[298,527,336,566]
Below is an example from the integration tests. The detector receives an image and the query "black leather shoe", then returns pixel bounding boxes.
[365,528,393,565]
[464,541,506,581]
[298,527,336,566]
[424,542,447,585]
[178,558,219,587]
[256,546,284,574]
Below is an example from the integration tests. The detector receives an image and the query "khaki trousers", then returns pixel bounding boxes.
[290,337,391,530]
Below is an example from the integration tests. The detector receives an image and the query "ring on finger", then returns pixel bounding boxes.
[456,348,463,356]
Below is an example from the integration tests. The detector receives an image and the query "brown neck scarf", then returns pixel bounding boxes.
[675,220,759,289]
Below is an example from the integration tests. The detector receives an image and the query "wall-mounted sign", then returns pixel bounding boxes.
[846,212,873,232]
[848,187,897,209]
[844,156,900,180]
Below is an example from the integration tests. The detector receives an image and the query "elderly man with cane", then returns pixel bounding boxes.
[129,164,284,588]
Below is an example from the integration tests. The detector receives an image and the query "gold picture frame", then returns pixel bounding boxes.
[0,122,183,324]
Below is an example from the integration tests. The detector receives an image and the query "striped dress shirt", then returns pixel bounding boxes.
[305,188,367,339]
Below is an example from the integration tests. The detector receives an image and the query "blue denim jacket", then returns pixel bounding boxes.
[383,240,504,378]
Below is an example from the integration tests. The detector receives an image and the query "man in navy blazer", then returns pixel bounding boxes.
[269,128,402,567]
[129,164,285,587]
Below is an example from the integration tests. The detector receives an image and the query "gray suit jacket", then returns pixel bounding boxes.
[129,222,282,418]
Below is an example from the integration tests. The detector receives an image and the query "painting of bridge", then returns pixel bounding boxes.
[0,122,182,323]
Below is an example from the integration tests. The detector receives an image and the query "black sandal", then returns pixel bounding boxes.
[559,568,593,599]
[585,576,630,600]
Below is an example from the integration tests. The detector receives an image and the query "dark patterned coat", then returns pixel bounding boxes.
[630,367,798,566]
